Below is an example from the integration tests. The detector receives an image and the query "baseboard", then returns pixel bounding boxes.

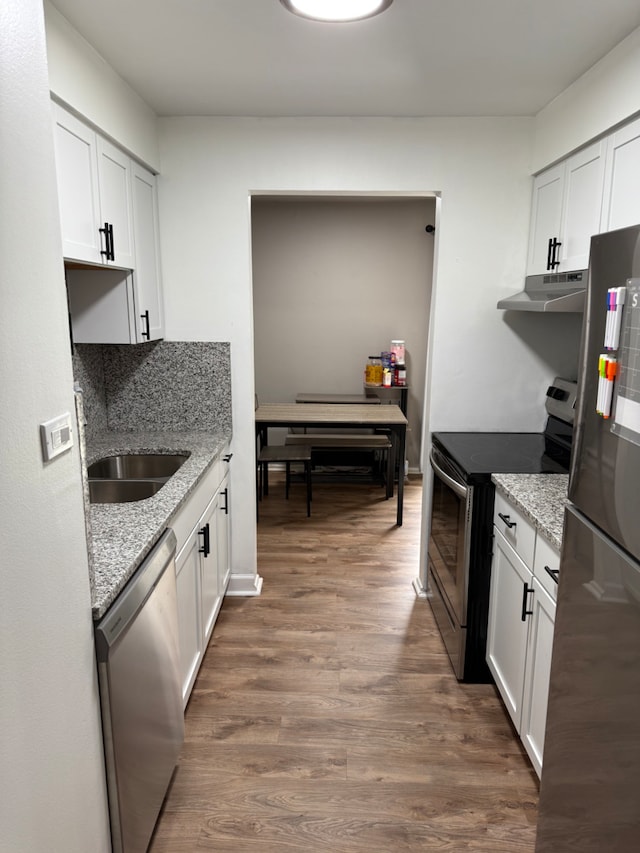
[226,572,264,596]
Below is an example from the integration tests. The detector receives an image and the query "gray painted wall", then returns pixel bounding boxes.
[251,197,435,470]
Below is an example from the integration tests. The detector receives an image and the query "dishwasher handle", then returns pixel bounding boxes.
[95,528,177,659]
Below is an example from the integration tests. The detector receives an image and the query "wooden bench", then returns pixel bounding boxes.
[285,433,393,497]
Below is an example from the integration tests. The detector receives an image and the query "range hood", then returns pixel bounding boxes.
[497,270,587,312]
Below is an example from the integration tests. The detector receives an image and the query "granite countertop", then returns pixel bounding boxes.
[491,473,569,551]
[86,429,231,620]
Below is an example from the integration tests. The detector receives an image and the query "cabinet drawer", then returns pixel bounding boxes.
[172,459,221,558]
[494,491,536,568]
[533,533,560,602]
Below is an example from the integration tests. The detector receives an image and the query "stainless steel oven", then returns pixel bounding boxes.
[428,445,474,679]
[427,378,577,683]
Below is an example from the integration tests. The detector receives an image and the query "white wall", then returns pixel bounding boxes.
[44,0,160,170]
[532,25,640,173]
[251,196,435,470]
[0,1,110,850]
[157,115,549,579]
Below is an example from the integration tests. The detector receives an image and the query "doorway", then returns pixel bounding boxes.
[250,195,436,472]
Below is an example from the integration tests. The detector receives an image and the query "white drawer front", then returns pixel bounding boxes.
[533,533,560,602]
[494,491,536,568]
[172,460,220,558]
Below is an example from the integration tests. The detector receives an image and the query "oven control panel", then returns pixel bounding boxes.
[545,377,577,424]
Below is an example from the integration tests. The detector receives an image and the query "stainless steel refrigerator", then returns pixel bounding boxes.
[536,225,640,852]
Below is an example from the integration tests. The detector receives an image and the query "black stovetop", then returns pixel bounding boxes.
[432,428,570,482]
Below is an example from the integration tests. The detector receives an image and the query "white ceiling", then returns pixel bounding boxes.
[49,0,640,118]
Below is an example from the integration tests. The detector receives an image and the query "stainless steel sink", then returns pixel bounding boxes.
[87,452,190,503]
[88,453,189,480]
[89,479,168,503]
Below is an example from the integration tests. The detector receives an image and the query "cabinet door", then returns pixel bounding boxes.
[97,137,135,269]
[526,164,564,276]
[600,116,640,233]
[200,494,221,645]
[131,163,164,342]
[520,578,556,778]
[486,528,532,731]
[53,104,102,264]
[217,472,231,594]
[176,531,203,708]
[559,140,606,271]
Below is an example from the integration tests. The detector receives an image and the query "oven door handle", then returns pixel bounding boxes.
[429,449,469,501]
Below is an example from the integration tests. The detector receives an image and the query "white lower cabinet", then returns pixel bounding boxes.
[175,531,203,705]
[217,469,231,593]
[199,491,222,647]
[520,578,556,777]
[487,493,560,778]
[487,529,531,729]
[173,446,232,707]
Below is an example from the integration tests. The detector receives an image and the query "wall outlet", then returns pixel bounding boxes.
[40,412,73,462]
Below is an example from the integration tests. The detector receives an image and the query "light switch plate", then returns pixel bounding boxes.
[40,412,73,462]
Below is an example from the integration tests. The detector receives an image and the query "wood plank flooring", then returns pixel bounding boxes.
[149,475,539,852]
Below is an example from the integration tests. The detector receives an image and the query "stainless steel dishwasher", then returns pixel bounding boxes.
[95,528,184,853]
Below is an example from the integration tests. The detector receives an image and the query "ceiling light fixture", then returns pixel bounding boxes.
[280,0,393,23]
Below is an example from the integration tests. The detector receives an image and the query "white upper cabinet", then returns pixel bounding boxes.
[527,164,564,276]
[559,142,606,271]
[600,115,640,233]
[66,267,138,344]
[131,162,164,341]
[54,101,165,343]
[527,141,606,275]
[53,106,103,264]
[54,103,135,268]
[96,137,135,269]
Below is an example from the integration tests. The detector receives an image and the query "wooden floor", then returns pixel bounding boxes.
[149,475,539,852]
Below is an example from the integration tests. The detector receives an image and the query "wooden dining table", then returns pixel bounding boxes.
[255,402,409,525]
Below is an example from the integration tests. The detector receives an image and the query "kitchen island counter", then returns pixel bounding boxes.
[86,430,231,619]
[491,473,569,551]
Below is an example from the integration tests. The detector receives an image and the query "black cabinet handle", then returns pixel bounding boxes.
[199,522,210,557]
[221,487,229,514]
[140,309,150,340]
[223,453,233,463]
[521,582,534,621]
[546,236,562,271]
[544,565,559,585]
[498,512,517,529]
[99,222,115,261]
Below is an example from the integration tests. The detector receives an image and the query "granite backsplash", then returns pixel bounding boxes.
[73,341,232,438]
